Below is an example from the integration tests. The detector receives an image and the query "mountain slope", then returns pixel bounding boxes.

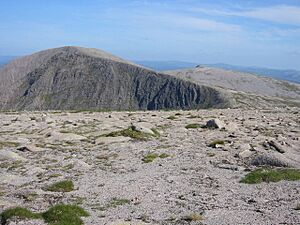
[166,67,300,108]
[0,47,231,111]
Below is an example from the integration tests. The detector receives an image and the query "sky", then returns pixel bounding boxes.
[0,0,300,70]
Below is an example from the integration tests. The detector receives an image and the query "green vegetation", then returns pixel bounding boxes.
[102,126,159,141]
[95,198,131,211]
[142,153,170,163]
[0,204,89,225]
[185,123,201,129]
[46,180,74,192]
[0,141,20,149]
[182,213,203,222]
[150,128,161,137]
[241,168,300,184]
[167,115,177,120]
[0,207,41,224]
[208,140,225,148]
[42,204,89,225]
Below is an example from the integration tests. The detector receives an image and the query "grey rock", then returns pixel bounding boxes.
[0,150,26,161]
[205,119,226,129]
[131,122,155,135]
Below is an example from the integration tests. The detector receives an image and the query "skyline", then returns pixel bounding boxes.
[0,0,300,70]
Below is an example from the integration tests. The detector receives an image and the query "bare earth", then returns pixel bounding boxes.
[0,108,299,225]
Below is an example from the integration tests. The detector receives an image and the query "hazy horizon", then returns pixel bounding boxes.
[1,0,300,70]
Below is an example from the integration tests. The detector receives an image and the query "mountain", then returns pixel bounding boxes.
[199,63,300,84]
[0,46,231,111]
[134,60,197,71]
[166,66,300,108]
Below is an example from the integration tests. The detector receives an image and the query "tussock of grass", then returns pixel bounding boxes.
[0,207,41,224]
[208,140,225,148]
[0,204,89,225]
[42,204,89,225]
[103,126,158,141]
[46,180,74,192]
[142,153,170,163]
[241,168,300,184]
[185,124,201,129]
[167,115,177,120]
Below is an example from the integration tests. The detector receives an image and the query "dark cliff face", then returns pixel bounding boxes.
[0,47,231,111]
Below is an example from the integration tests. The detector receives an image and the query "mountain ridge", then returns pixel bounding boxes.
[0,46,231,111]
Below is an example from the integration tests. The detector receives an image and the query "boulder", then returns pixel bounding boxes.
[0,150,26,161]
[205,119,226,129]
[131,122,155,135]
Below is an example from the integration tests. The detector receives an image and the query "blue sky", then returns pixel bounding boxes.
[0,0,300,69]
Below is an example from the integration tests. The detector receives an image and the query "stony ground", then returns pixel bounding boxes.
[0,108,299,225]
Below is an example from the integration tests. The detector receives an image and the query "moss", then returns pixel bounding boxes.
[46,180,74,192]
[103,127,157,141]
[208,140,225,148]
[241,168,300,184]
[185,123,201,129]
[167,115,177,120]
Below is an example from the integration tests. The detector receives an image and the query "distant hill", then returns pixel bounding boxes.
[134,61,300,84]
[0,47,231,111]
[166,66,300,108]
[134,60,197,71]
[201,63,300,84]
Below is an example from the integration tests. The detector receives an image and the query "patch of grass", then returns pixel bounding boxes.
[241,168,300,184]
[102,126,157,141]
[46,180,74,192]
[208,140,225,148]
[182,213,203,222]
[108,198,130,208]
[142,153,159,163]
[167,115,177,120]
[185,123,201,129]
[0,141,20,149]
[0,207,42,224]
[42,204,89,225]
[142,153,170,163]
[96,198,131,211]
[1,204,90,225]
[159,153,170,159]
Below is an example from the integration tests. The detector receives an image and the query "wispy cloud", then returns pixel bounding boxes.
[165,15,240,32]
[193,5,300,26]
